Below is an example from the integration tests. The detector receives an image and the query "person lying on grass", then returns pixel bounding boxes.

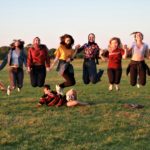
[37,84,89,107]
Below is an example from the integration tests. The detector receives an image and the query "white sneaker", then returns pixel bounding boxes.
[136,84,140,88]
[17,88,21,92]
[108,84,113,91]
[56,85,63,95]
[115,84,119,91]
[7,85,11,95]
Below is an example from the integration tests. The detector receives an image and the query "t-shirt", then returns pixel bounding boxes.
[106,48,124,69]
[131,42,149,57]
[55,45,75,61]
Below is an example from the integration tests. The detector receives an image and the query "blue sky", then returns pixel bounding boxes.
[0,0,150,49]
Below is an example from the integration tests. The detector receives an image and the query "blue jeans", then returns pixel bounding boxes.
[83,59,103,84]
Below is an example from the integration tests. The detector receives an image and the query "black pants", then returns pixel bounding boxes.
[9,67,24,89]
[30,65,46,87]
[83,59,101,84]
[129,61,146,86]
[59,65,76,88]
[107,68,122,84]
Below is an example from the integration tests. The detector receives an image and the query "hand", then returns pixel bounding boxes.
[27,67,31,72]
[46,67,50,72]
[123,44,128,50]
[75,44,81,49]
[66,58,71,62]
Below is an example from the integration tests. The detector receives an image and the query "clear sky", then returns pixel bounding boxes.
[0,0,150,49]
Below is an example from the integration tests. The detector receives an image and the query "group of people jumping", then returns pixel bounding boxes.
[0,31,149,106]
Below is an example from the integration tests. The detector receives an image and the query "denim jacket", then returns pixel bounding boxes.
[0,49,27,70]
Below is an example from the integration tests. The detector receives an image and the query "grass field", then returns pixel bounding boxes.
[0,59,150,150]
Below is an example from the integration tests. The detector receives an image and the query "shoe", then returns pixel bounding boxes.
[7,85,11,95]
[97,69,104,81]
[17,88,21,92]
[99,69,104,78]
[137,84,140,88]
[108,84,113,91]
[56,85,64,95]
[115,84,119,91]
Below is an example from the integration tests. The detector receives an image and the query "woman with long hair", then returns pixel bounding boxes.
[0,39,27,95]
[50,34,77,95]
[126,32,150,88]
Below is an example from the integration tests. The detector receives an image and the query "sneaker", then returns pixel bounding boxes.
[97,69,104,81]
[108,84,113,91]
[17,88,21,92]
[7,85,11,95]
[56,85,64,95]
[115,84,119,91]
[137,84,140,88]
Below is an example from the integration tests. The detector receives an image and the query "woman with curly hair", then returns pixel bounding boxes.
[100,37,127,91]
[50,34,77,95]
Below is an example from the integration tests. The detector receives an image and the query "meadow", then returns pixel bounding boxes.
[0,59,150,150]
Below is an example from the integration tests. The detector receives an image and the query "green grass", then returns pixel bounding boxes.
[0,59,150,150]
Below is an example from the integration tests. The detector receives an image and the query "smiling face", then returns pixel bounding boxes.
[43,87,50,95]
[65,37,71,45]
[135,32,143,42]
[33,37,40,46]
[14,40,21,48]
[88,33,95,43]
[109,39,119,50]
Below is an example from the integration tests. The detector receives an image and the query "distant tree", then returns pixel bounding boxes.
[49,48,56,59]
[0,46,10,60]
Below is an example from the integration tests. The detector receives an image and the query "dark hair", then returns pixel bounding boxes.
[60,34,74,49]
[131,32,144,40]
[10,39,25,50]
[33,37,40,41]
[109,37,122,48]
[43,84,51,90]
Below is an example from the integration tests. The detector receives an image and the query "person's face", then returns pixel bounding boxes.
[14,41,20,47]
[110,40,118,50]
[33,38,40,46]
[43,88,49,94]
[88,34,95,43]
[65,37,71,45]
[135,33,143,41]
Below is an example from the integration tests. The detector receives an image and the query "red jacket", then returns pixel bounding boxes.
[27,45,50,67]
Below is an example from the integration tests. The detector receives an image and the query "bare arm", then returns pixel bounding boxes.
[50,57,59,70]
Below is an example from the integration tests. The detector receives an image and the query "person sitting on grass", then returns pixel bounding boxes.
[37,84,89,107]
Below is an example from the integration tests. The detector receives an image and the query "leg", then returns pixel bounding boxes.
[16,68,24,89]
[107,68,115,84]
[9,67,16,89]
[59,70,76,88]
[130,64,137,86]
[37,66,46,87]
[88,60,98,84]
[30,66,38,87]
[139,64,146,86]
[66,100,89,107]
[114,68,122,90]
[83,62,90,84]
[114,68,122,84]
